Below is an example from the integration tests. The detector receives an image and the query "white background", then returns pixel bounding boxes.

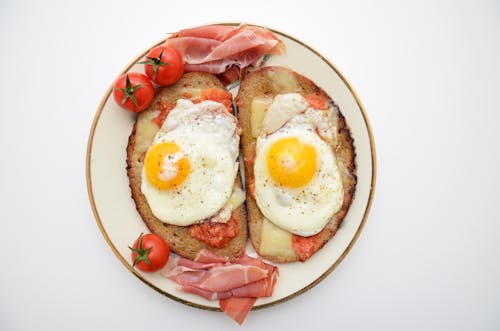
[1,0,499,330]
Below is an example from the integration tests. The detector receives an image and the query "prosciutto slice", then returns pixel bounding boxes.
[169,255,224,271]
[164,37,221,65]
[164,24,285,77]
[219,297,258,325]
[162,249,279,325]
[175,24,242,41]
[195,248,230,264]
[166,264,268,292]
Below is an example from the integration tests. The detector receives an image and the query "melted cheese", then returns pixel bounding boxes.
[136,111,160,154]
[259,218,295,258]
[268,69,299,92]
[229,184,246,209]
[250,96,272,137]
[181,87,202,98]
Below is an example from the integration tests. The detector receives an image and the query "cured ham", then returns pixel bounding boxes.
[165,24,285,80]
[175,24,241,41]
[162,249,279,324]
[164,37,221,65]
[180,284,233,301]
[184,60,232,75]
[188,27,279,64]
[217,65,240,86]
[219,297,258,325]
[195,248,230,264]
[166,264,268,292]
[170,255,224,271]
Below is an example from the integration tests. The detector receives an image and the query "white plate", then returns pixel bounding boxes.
[86,24,376,310]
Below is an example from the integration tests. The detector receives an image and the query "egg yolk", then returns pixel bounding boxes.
[144,142,190,190]
[267,137,317,188]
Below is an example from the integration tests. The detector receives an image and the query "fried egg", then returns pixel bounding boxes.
[141,99,239,226]
[254,93,344,236]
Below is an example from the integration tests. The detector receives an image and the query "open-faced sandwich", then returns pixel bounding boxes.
[126,72,247,261]
[236,66,357,263]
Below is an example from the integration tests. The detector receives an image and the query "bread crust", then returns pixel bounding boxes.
[126,72,247,261]
[236,66,357,263]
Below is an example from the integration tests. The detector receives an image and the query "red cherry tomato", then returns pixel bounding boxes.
[129,233,170,272]
[141,45,184,86]
[113,72,154,112]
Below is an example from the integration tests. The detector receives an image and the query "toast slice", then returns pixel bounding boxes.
[236,66,356,263]
[126,72,247,261]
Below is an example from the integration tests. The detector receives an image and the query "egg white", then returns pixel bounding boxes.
[141,99,239,226]
[254,94,344,236]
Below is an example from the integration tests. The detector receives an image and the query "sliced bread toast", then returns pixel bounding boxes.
[127,72,247,261]
[236,66,356,263]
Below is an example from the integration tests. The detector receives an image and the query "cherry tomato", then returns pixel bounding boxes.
[113,72,154,112]
[140,45,184,86]
[129,233,170,272]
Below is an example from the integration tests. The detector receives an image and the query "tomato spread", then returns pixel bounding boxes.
[188,216,239,248]
[193,88,233,112]
[152,99,176,127]
[305,93,328,110]
[291,228,327,261]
